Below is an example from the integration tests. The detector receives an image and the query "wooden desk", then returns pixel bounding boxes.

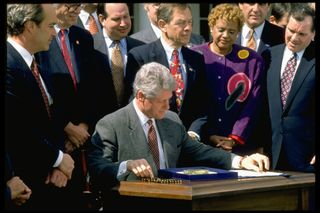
[105,171,315,210]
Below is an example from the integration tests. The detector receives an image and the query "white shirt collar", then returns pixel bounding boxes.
[160,36,182,62]
[79,10,99,28]
[102,29,126,49]
[151,22,162,39]
[283,46,305,64]
[54,25,69,35]
[133,99,155,127]
[7,37,33,68]
[243,21,265,39]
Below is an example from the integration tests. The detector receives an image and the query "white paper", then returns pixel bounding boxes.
[230,169,288,178]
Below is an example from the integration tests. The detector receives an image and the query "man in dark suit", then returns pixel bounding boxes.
[35,3,98,210]
[91,3,145,119]
[262,5,315,172]
[6,4,74,210]
[87,62,270,202]
[236,3,286,155]
[126,4,209,132]
[237,3,285,54]
[130,3,205,47]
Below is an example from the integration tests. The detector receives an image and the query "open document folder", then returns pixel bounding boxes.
[229,169,290,178]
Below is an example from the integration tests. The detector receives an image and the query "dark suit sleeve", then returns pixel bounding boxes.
[124,48,145,102]
[5,65,59,177]
[87,122,121,190]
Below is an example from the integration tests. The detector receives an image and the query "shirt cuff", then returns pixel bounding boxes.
[53,150,63,167]
[228,134,245,145]
[230,153,243,169]
[188,131,201,141]
[117,160,131,180]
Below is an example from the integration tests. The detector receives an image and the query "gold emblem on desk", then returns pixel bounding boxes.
[178,169,217,175]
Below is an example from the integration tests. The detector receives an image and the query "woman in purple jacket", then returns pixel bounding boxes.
[192,3,266,155]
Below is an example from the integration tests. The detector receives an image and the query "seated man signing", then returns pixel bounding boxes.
[88,62,269,186]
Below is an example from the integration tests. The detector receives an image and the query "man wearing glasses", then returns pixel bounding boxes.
[36,3,99,210]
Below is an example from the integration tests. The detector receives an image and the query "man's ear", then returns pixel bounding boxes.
[137,91,145,102]
[157,19,167,33]
[24,20,37,34]
[269,15,276,25]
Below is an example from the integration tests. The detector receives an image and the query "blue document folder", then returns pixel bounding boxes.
[158,167,238,181]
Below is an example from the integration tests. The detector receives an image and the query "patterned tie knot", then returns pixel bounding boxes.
[114,40,120,48]
[170,49,184,112]
[247,28,256,50]
[31,60,38,75]
[111,40,124,106]
[280,52,297,108]
[147,119,160,169]
[172,49,179,66]
[88,14,99,35]
[31,58,51,119]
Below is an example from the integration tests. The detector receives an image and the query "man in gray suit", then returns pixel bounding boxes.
[130,3,205,47]
[88,62,270,189]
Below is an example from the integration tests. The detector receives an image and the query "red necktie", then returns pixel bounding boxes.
[88,14,99,35]
[280,53,297,108]
[60,29,77,91]
[147,120,160,169]
[31,59,51,119]
[170,49,184,112]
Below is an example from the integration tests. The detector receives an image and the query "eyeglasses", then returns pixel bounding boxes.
[64,4,84,13]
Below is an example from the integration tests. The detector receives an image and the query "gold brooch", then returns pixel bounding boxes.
[237,49,249,59]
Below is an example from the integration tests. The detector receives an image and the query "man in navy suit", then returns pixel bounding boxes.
[6,4,74,210]
[36,3,99,210]
[130,3,205,47]
[126,4,209,132]
[91,3,145,121]
[262,4,315,172]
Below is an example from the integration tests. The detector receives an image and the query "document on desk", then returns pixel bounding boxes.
[229,170,290,178]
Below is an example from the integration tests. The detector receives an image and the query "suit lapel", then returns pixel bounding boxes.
[126,103,158,169]
[268,45,284,114]
[152,40,170,68]
[156,118,176,169]
[94,31,108,56]
[50,39,70,75]
[284,48,314,111]
[258,21,271,54]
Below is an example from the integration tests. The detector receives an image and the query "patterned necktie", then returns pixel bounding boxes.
[88,14,99,35]
[280,53,297,108]
[147,119,160,169]
[170,49,184,112]
[111,41,124,106]
[247,28,256,51]
[60,29,77,91]
[31,59,51,119]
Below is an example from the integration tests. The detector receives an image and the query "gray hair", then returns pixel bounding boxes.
[157,3,191,23]
[133,62,176,99]
[7,4,44,36]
